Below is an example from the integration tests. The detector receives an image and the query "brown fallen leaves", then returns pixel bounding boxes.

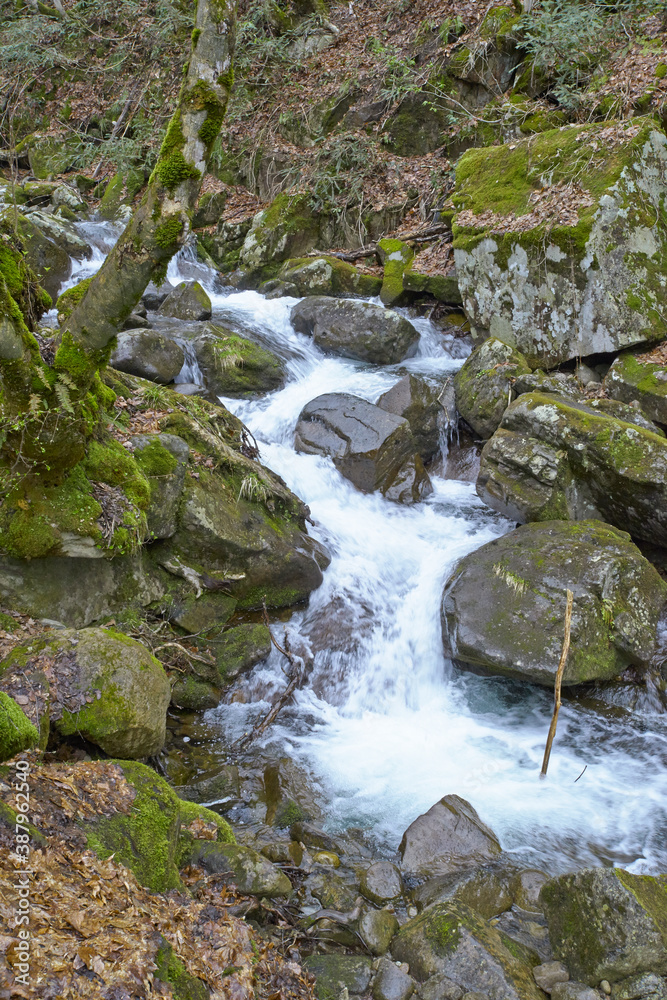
[457,180,596,236]
[637,341,667,366]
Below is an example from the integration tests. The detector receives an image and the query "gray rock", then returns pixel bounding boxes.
[142,282,171,310]
[416,973,465,1000]
[132,433,189,540]
[158,280,212,321]
[533,961,570,993]
[453,338,531,440]
[612,973,667,1000]
[551,985,601,1000]
[494,908,553,964]
[605,348,667,426]
[441,519,667,686]
[373,957,416,1000]
[476,391,667,545]
[511,870,550,912]
[291,296,419,365]
[359,906,400,956]
[123,311,150,330]
[175,765,241,805]
[111,330,185,384]
[413,865,513,919]
[186,842,292,896]
[378,374,455,462]
[361,861,403,905]
[191,322,286,400]
[462,994,489,1000]
[399,795,500,877]
[295,392,432,504]
[214,624,271,682]
[290,821,338,853]
[304,954,373,998]
[540,867,667,984]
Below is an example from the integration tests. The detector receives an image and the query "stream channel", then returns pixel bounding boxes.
[57,220,667,878]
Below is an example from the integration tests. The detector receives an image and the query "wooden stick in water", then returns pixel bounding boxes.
[540,589,574,779]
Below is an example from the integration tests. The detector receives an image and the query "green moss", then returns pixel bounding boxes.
[154,215,185,251]
[134,438,179,478]
[56,276,93,321]
[191,27,202,45]
[0,691,39,762]
[656,63,667,80]
[154,942,209,1000]
[427,912,462,952]
[155,113,201,194]
[83,438,150,509]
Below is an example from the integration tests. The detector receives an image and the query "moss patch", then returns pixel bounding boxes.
[0,692,39,762]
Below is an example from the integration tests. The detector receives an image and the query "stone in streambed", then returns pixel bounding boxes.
[278,255,383,298]
[305,954,373,999]
[359,905,400,955]
[291,296,419,365]
[413,864,513,919]
[111,330,185,384]
[612,973,667,1000]
[215,624,271,682]
[186,841,291,897]
[605,346,667,426]
[453,337,531,440]
[441,520,667,687]
[295,392,432,504]
[417,973,465,1000]
[399,794,500,877]
[533,961,570,993]
[378,374,456,462]
[158,280,212,321]
[373,957,416,1000]
[191,322,286,399]
[361,860,404,905]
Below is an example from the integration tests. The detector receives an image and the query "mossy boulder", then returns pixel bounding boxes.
[0,627,171,758]
[378,238,415,307]
[452,120,667,368]
[358,905,400,956]
[277,255,382,297]
[185,841,292,897]
[98,168,144,220]
[170,675,220,712]
[158,281,212,321]
[191,323,286,399]
[132,433,189,540]
[26,135,76,179]
[540,868,667,984]
[453,337,531,439]
[413,865,514,921]
[291,296,419,365]
[441,520,667,686]
[56,275,93,323]
[605,346,667,425]
[154,939,210,1000]
[403,265,462,305]
[111,329,185,383]
[477,391,667,544]
[304,954,373,1000]
[0,691,39,762]
[214,623,271,682]
[239,192,321,280]
[391,901,542,997]
[0,215,52,328]
[10,210,72,300]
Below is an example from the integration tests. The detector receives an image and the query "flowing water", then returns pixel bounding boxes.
[60,227,667,875]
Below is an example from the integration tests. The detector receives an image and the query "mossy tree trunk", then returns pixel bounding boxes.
[0,0,236,480]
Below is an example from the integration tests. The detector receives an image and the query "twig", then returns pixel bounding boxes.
[574,764,587,783]
[540,589,574,778]
[309,224,453,263]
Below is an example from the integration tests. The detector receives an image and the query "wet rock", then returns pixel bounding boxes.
[175,765,241,805]
[12,211,71,299]
[476,390,667,545]
[361,861,404,905]
[170,676,220,711]
[305,954,373,999]
[21,208,91,260]
[291,296,419,365]
[142,281,171,310]
[215,624,271,682]
[359,905,400,955]
[278,255,382,298]
[158,280,212,321]
[378,374,455,462]
[605,348,667,426]
[111,330,185,384]
[551,985,602,1000]
[494,908,553,964]
[441,520,667,686]
[123,311,150,330]
[533,962,570,993]
[295,393,432,504]
[444,430,481,483]
[291,821,338,853]
[131,433,189,540]
[263,756,322,827]
[416,973,465,1000]
[399,795,500,877]
[239,193,320,278]
[540,868,667,984]
[511,870,550,912]
[307,867,358,911]
[169,592,237,635]
[378,238,415,307]
[391,901,543,998]
[0,627,170,758]
[413,865,513,919]
[186,842,292,896]
[453,338,531,440]
[373,957,416,1000]
[612,973,667,1000]
[192,323,286,399]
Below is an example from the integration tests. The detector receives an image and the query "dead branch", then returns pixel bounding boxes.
[540,589,574,778]
[308,224,452,263]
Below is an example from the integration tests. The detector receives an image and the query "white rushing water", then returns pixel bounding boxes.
[61,230,667,874]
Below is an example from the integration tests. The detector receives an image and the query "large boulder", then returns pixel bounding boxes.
[295,392,432,504]
[191,323,286,399]
[378,374,456,462]
[158,280,212,321]
[239,192,320,278]
[441,520,667,686]
[111,330,185,384]
[476,392,667,545]
[399,795,500,877]
[605,344,667,426]
[277,255,382,298]
[0,628,171,758]
[453,337,531,439]
[452,120,667,368]
[540,868,667,985]
[131,434,189,540]
[391,901,543,998]
[291,297,419,365]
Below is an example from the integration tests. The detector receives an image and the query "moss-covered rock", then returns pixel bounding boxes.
[0,691,39,761]
[477,391,667,545]
[403,264,462,305]
[56,276,93,324]
[453,337,531,439]
[191,323,286,399]
[185,841,292,897]
[214,623,271,682]
[0,216,52,328]
[239,192,321,280]
[26,134,76,179]
[441,520,667,686]
[277,255,382,297]
[452,120,667,367]
[98,168,144,220]
[391,900,542,996]
[605,345,667,425]
[170,675,220,711]
[304,954,373,1000]
[111,329,186,383]
[132,433,189,541]
[540,868,667,985]
[158,281,212,322]
[0,627,171,757]
[378,238,415,307]
[154,939,210,1000]
[291,296,419,365]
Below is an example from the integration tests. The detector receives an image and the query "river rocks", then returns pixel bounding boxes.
[305,954,373,998]
[453,338,531,439]
[359,905,400,955]
[533,962,570,993]
[191,323,286,399]
[277,255,382,297]
[391,901,543,998]
[186,841,292,896]
[10,210,70,299]
[399,795,501,877]
[476,392,667,545]
[291,296,420,365]
[0,627,171,758]
[374,957,416,1000]
[0,691,39,762]
[361,861,404,905]
[540,868,667,985]
[158,280,212,321]
[295,393,432,503]
[612,973,667,1000]
[605,346,667,426]
[240,192,320,278]
[111,330,185,383]
[452,121,667,368]
[551,985,601,1000]
[413,865,513,920]
[511,870,550,912]
[378,374,456,462]
[132,434,189,540]
[442,520,667,686]
[215,624,272,681]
